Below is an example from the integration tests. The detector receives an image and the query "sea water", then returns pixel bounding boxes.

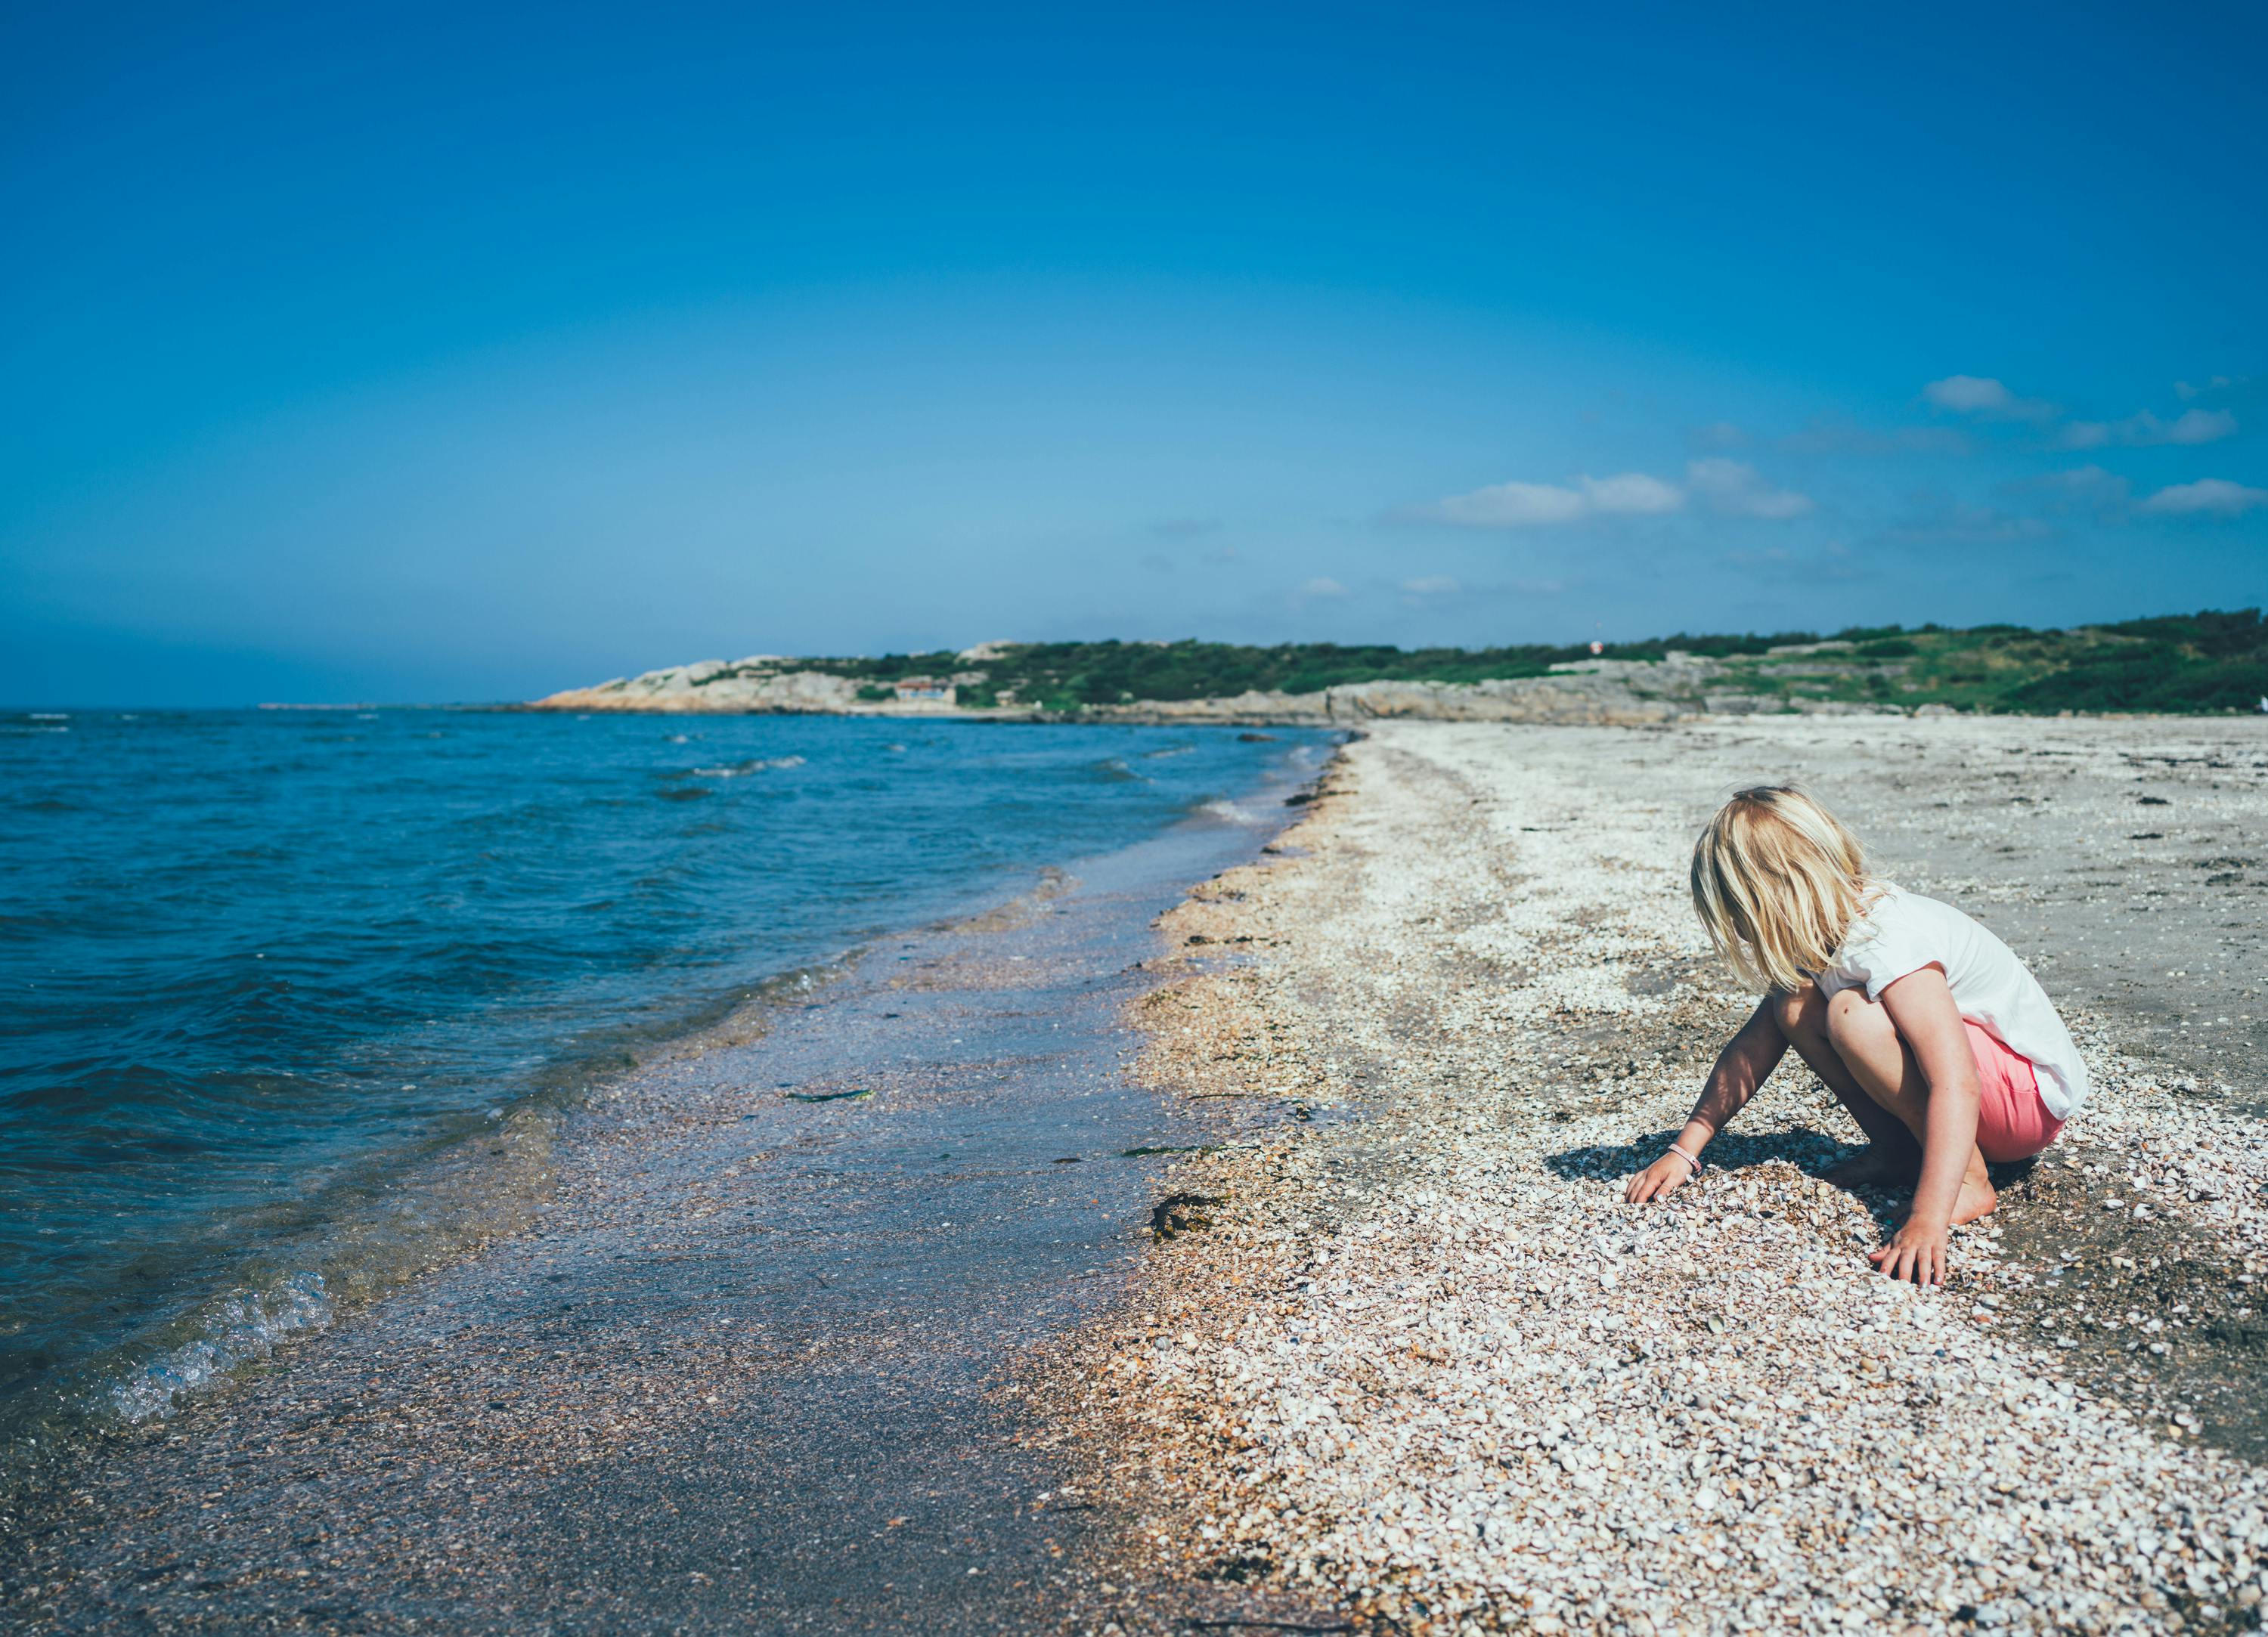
[0,708,1323,1451]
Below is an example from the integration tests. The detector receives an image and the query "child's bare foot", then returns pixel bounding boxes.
[1949,1171,1997,1225]
[1824,1143,1920,1187]
[1898,1165,1999,1228]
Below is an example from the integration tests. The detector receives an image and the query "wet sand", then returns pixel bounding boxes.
[0,802,1337,1634]
[1038,717,2267,1634]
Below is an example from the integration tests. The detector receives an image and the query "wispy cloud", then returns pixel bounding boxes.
[1424,462,1810,529]
[1399,574,1461,596]
[2059,407,2238,449]
[1685,458,1813,519]
[1298,575,1350,598]
[1426,472,1682,528]
[2134,478,2268,517]
[1430,481,1584,527]
[1924,375,2240,459]
[1148,515,1220,538]
[1923,375,2059,422]
[2174,375,2235,400]
[1580,473,1684,514]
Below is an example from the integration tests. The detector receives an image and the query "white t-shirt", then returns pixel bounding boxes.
[1815,887,2090,1119]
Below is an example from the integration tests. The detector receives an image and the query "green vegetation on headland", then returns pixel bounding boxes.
[766,608,2268,715]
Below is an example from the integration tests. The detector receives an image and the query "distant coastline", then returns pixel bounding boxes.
[528,609,2268,723]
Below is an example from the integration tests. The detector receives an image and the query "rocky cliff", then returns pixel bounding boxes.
[534,659,981,716]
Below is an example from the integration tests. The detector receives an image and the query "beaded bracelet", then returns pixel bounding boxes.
[1660,1145,1707,1177]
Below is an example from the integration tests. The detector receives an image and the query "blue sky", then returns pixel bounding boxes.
[4,2,2263,704]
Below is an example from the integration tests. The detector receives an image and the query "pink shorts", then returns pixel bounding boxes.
[1967,1020,2063,1162]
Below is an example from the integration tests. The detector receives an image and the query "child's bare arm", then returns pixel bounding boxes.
[1867,967,1983,1285]
[1625,997,1789,1202]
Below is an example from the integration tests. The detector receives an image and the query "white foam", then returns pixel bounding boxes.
[1198,798,1257,825]
[691,754,808,778]
[107,1272,334,1423]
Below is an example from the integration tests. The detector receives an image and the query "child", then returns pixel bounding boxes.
[1623,784,2088,1286]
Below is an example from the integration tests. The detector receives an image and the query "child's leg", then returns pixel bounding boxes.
[1821,988,1997,1224]
[1772,983,1922,1180]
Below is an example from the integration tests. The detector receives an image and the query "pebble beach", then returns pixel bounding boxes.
[1036,717,2268,1635]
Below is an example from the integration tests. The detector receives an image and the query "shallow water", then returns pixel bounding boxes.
[0,708,1326,1448]
[0,723,1339,1635]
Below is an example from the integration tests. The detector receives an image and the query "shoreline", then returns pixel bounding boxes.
[7,952,869,1465]
[0,746,1330,1633]
[1032,718,2268,1634]
[0,715,1319,1496]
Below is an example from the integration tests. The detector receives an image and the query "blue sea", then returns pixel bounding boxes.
[0,707,1321,1452]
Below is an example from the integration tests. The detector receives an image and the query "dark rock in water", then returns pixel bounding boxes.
[1283,791,1315,806]
[1238,732,1277,742]
[784,1088,872,1102]
[1151,1192,1222,1238]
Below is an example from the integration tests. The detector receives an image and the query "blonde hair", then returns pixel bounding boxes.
[1689,784,1875,995]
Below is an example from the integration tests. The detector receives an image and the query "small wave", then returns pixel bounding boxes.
[29,713,70,720]
[108,1273,334,1423]
[1196,798,1256,824]
[691,755,807,778]
[1140,744,1197,760]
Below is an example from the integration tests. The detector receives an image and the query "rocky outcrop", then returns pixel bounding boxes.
[536,660,912,716]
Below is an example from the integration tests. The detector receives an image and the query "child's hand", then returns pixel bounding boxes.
[1624,1153,1696,1204]
[1867,1220,1949,1286]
